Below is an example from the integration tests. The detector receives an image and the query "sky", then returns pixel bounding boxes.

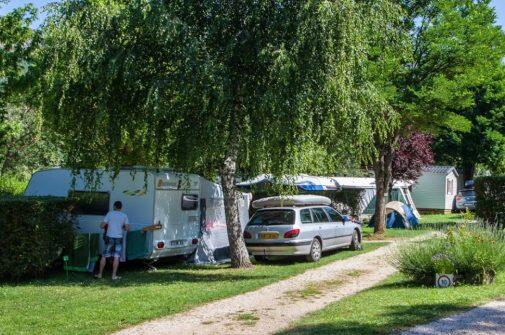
[1,0,505,29]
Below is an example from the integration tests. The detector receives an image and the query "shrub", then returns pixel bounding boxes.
[447,224,505,284]
[0,197,75,280]
[475,176,505,225]
[394,224,505,285]
[0,176,28,196]
[392,239,446,285]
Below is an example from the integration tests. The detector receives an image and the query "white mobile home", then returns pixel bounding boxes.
[411,165,459,214]
[24,168,251,263]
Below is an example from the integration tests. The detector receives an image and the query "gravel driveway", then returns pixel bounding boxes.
[402,300,505,335]
[114,239,412,335]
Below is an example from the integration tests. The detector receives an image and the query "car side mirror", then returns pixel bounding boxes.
[342,216,350,223]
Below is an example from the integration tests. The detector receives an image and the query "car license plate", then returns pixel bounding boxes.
[170,240,185,246]
[259,232,279,240]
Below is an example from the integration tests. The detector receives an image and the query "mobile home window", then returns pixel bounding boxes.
[181,194,199,211]
[446,179,454,195]
[69,191,110,215]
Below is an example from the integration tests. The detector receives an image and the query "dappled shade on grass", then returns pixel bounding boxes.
[0,243,387,335]
[278,272,505,335]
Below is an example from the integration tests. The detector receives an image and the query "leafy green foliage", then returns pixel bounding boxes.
[413,0,505,180]
[394,239,446,284]
[38,0,405,265]
[0,197,74,280]
[39,0,402,177]
[0,3,60,179]
[1,104,62,178]
[368,0,505,233]
[407,0,505,127]
[0,2,37,100]
[0,175,27,196]
[0,3,38,168]
[434,67,505,179]
[475,176,505,224]
[394,224,505,285]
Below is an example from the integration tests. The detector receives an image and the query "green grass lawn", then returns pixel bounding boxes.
[362,213,465,240]
[420,213,467,228]
[0,243,387,335]
[279,272,505,335]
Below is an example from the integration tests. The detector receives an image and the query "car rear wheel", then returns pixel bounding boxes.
[350,230,362,251]
[306,238,322,262]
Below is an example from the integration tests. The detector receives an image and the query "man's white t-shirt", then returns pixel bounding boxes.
[103,210,129,238]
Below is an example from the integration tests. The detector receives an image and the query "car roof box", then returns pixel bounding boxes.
[252,195,332,209]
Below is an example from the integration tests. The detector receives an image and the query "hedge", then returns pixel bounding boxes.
[475,176,505,225]
[0,197,75,280]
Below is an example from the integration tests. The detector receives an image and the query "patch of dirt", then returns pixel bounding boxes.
[345,269,368,277]
[234,312,260,326]
[114,234,434,335]
[284,279,344,301]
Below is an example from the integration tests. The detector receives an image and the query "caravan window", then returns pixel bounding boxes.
[181,194,199,210]
[69,191,110,215]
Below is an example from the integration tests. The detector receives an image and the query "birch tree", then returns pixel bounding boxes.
[40,0,400,267]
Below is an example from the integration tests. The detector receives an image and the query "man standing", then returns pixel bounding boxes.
[95,201,130,280]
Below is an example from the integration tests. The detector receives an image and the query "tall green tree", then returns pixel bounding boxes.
[1,104,62,177]
[369,0,505,233]
[433,65,505,179]
[40,0,399,267]
[0,1,38,173]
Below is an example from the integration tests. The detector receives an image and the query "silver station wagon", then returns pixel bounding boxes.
[244,195,362,262]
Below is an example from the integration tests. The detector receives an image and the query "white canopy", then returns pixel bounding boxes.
[238,174,411,190]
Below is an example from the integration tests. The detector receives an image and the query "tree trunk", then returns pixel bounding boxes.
[373,144,395,235]
[219,92,252,268]
[220,149,252,268]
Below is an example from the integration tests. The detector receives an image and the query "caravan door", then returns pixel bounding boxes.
[151,175,201,258]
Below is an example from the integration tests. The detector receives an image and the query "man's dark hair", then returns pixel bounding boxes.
[113,201,122,210]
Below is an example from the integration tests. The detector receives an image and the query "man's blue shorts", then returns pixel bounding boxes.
[103,237,123,258]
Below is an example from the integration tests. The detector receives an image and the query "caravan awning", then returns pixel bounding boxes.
[237,174,341,191]
[237,174,411,190]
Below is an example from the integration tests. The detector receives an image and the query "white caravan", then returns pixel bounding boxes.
[24,168,251,263]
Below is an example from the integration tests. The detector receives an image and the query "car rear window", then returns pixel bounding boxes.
[249,210,295,226]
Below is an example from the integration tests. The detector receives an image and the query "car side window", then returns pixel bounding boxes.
[311,208,330,223]
[324,207,343,222]
[300,209,313,224]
